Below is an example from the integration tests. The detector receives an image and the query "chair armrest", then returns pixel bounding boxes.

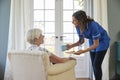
[47,60,76,75]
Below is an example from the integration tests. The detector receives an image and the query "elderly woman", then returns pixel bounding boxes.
[26,28,75,63]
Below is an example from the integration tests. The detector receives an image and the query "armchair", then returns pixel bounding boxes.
[8,50,76,80]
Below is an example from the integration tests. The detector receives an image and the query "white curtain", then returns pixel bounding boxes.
[4,0,32,80]
[93,0,110,80]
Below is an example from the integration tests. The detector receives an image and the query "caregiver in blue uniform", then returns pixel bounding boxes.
[66,10,110,80]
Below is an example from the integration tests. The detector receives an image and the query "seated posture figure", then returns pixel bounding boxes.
[26,28,75,63]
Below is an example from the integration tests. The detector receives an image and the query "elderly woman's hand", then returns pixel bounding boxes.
[69,57,76,60]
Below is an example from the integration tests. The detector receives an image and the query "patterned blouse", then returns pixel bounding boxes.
[27,44,52,56]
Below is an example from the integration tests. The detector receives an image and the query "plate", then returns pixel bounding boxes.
[65,51,75,54]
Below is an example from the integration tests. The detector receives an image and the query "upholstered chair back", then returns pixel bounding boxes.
[8,51,46,80]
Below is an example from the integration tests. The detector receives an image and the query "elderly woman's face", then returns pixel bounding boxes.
[35,35,44,46]
[39,34,44,44]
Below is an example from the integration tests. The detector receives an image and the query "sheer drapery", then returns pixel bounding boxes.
[4,0,32,80]
[93,0,109,80]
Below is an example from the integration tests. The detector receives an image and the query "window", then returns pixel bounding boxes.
[32,0,86,57]
[23,0,92,78]
[32,1,92,78]
[33,0,56,53]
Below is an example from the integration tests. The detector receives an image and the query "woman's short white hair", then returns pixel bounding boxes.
[26,28,42,44]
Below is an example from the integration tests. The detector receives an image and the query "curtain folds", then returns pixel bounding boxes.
[4,0,32,80]
[93,0,109,80]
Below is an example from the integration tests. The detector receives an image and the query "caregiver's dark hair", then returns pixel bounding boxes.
[72,10,94,28]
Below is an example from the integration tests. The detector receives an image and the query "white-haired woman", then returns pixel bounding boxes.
[26,28,75,63]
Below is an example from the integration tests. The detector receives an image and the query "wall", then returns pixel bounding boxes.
[107,0,120,79]
[0,0,10,79]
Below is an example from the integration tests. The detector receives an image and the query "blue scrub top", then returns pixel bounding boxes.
[76,21,110,52]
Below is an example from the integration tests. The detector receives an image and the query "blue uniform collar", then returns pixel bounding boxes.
[76,23,88,34]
